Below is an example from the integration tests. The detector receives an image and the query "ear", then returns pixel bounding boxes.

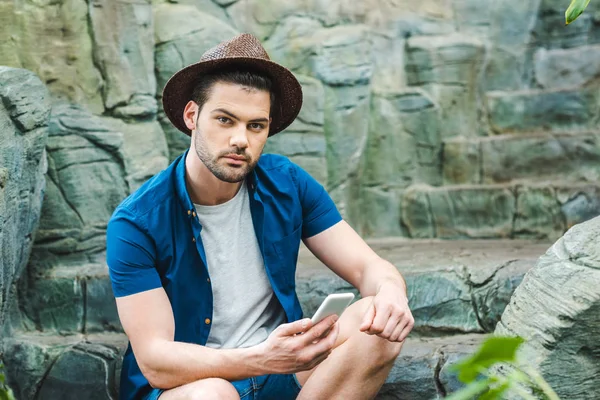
[183,101,198,131]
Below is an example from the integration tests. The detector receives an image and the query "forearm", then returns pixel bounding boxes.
[141,338,267,389]
[358,257,407,298]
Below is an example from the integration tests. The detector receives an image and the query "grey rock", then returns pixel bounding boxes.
[437,335,484,394]
[496,216,600,399]
[37,104,128,251]
[2,335,67,400]
[360,89,441,235]
[324,84,371,191]
[156,0,232,23]
[265,17,326,73]
[482,0,540,90]
[444,132,600,185]
[377,338,441,399]
[0,67,50,333]
[442,137,481,185]
[19,272,85,333]
[487,88,599,133]
[88,0,156,112]
[514,185,564,240]
[403,184,516,239]
[534,45,600,90]
[407,268,480,333]
[0,0,105,113]
[311,25,373,86]
[557,185,600,230]
[358,187,405,238]
[401,185,436,238]
[111,95,158,120]
[154,4,238,94]
[37,347,115,399]
[469,259,531,332]
[99,117,169,192]
[530,0,600,50]
[405,34,485,86]
[406,34,485,139]
[264,74,327,186]
[3,333,126,400]
[482,132,600,184]
[86,271,122,334]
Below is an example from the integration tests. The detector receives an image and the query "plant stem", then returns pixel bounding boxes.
[522,366,561,400]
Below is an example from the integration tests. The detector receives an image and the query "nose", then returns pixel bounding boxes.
[229,126,249,149]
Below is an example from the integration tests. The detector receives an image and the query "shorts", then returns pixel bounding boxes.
[144,373,302,400]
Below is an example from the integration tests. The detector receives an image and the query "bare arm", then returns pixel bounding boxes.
[303,220,407,297]
[116,287,338,389]
[303,221,414,342]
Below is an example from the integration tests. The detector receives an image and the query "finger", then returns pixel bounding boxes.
[380,313,401,339]
[359,302,376,332]
[368,304,391,335]
[397,318,415,342]
[389,321,405,342]
[311,322,339,357]
[302,314,337,345]
[277,318,312,337]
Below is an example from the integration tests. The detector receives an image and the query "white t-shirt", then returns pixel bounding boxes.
[194,182,287,349]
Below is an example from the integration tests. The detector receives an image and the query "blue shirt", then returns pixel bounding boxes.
[106,150,342,400]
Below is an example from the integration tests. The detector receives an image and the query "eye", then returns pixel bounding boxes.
[217,116,231,124]
[249,123,264,131]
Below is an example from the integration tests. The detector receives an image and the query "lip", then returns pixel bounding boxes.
[222,155,247,165]
[223,154,247,161]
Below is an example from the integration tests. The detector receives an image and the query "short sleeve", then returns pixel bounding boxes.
[106,207,162,297]
[292,163,342,239]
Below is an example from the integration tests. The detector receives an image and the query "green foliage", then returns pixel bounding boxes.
[0,362,15,400]
[566,0,591,24]
[445,336,561,400]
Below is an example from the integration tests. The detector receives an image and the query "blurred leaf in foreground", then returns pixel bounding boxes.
[450,336,525,383]
[566,0,591,24]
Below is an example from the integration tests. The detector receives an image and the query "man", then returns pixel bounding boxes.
[107,33,414,400]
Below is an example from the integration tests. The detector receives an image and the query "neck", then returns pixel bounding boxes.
[184,150,243,206]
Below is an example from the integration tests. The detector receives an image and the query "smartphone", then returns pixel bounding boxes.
[311,293,355,325]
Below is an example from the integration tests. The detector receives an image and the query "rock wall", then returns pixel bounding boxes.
[2,0,600,398]
[0,67,50,336]
[1,0,599,240]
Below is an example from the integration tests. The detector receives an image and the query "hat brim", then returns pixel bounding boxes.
[161,57,303,137]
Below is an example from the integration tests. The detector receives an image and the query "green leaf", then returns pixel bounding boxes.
[444,379,492,400]
[449,336,525,383]
[479,382,511,400]
[565,0,591,24]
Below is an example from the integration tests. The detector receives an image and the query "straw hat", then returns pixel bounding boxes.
[162,33,303,137]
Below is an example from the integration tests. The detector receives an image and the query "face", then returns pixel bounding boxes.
[184,82,271,183]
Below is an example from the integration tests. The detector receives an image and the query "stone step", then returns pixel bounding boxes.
[402,182,600,240]
[442,131,600,185]
[17,239,548,337]
[1,330,487,400]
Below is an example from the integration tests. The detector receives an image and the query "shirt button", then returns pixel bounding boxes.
[206,278,210,283]
[187,210,191,215]
[205,318,211,325]
[192,237,196,242]
[192,211,196,217]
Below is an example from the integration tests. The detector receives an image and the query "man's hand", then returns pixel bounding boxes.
[255,315,339,374]
[359,284,414,342]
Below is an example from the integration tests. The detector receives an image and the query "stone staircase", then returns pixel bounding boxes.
[3,238,551,399]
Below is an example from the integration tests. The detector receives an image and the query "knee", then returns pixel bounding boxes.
[183,378,239,400]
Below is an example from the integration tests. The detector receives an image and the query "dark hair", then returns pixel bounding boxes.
[191,67,275,115]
